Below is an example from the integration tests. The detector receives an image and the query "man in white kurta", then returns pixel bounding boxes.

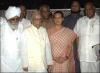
[19,5,31,29]
[74,2,100,72]
[21,10,53,72]
[0,6,23,72]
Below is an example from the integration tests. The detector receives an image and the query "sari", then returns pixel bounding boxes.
[48,27,76,73]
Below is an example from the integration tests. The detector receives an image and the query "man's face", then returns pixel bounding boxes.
[85,4,95,18]
[40,7,50,19]
[32,14,42,28]
[71,1,80,13]
[20,6,27,18]
[8,16,20,25]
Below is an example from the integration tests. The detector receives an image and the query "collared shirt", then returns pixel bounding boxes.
[0,18,23,72]
[64,13,82,29]
[21,25,53,72]
[74,14,100,62]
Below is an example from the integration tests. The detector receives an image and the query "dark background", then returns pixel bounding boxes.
[0,0,100,10]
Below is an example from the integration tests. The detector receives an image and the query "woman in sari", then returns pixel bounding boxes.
[48,11,77,73]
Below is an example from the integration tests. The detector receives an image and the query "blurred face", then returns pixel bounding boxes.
[54,13,63,25]
[8,16,20,25]
[85,4,95,18]
[32,14,42,28]
[71,1,80,13]
[40,7,50,19]
[20,6,27,18]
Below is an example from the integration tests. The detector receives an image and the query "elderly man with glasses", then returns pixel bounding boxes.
[21,10,53,72]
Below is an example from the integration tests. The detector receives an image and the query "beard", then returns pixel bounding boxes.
[8,21,19,30]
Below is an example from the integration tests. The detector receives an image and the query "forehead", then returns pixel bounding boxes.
[85,3,94,9]
[72,1,79,5]
[32,13,41,18]
[35,15,41,18]
[54,13,62,17]
[42,6,48,10]
[20,6,26,11]
[40,6,49,11]
[72,1,79,6]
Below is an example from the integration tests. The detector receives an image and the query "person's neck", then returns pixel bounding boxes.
[71,11,80,15]
[20,16,26,21]
[43,17,49,21]
[88,15,95,19]
[19,18,23,21]
[55,25,63,30]
[32,23,40,29]
[36,25,40,29]
[71,13,79,15]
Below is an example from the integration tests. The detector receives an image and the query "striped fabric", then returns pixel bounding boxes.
[48,27,76,72]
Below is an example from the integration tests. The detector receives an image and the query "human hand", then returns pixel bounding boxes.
[23,67,28,72]
[47,65,53,73]
[53,56,68,64]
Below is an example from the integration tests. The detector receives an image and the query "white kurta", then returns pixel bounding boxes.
[0,18,23,72]
[19,18,31,29]
[0,17,7,27]
[74,14,100,72]
[21,25,53,72]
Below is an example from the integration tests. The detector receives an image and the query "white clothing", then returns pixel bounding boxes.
[0,18,23,72]
[0,17,7,27]
[19,18,31,29]
[5,6,21,19]
[74,14,100,62]
[21,25,53,72]
[80,61,100,72]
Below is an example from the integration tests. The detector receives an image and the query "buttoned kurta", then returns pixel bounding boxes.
[74,15,99,62]
[0,18,23,72]
[21,25,53,72]
[74,14,100,72]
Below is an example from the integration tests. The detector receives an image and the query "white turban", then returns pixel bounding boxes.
[5,6,21,20]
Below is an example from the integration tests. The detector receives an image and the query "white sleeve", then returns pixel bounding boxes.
[74,19,81,37]
[45,30,53,65]
[20,31,28,67]
[0,17,7,27]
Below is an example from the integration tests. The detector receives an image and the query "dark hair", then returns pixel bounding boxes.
[53,11,64,18]
[84,1,95,8]
[71,0,80,6]
[38,4,50,12]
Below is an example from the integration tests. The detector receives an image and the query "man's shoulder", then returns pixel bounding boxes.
[40,26,47,31]
[0,17,6,20]
[23,18,30,21]
[23,25,32,32]
[0,17,7,25]
[64,15,71,19]
[77,16,86,22]
[95,14,99,19]
[21,18,30,23]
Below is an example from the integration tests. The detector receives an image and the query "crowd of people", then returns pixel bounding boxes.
[0,0,100,73]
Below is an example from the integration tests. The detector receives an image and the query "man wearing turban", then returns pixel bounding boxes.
[0,6,23,72]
